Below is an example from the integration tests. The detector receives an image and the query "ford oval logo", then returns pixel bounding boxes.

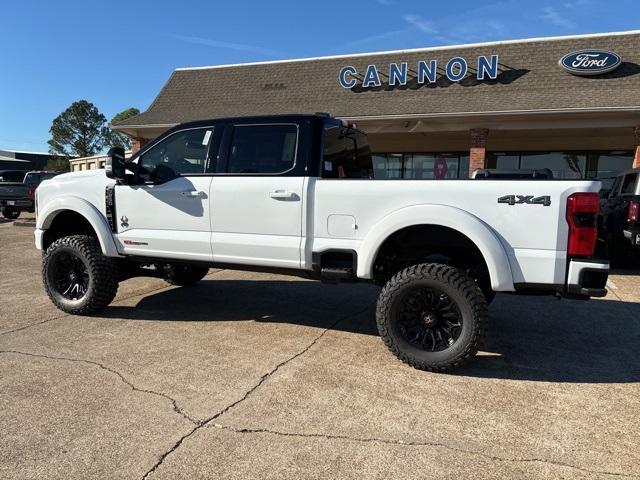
[559,49,622,76]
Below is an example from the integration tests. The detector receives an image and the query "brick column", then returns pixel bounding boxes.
[131,137,149,153]
[633,125,640,169]
[469,128,489,177]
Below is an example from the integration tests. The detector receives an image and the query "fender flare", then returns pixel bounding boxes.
[36,196,120,257]
[357,204,515,291]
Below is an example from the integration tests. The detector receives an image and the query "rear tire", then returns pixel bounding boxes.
[42,235,119,314]
[162,264,209,286]
[376,263,488,372]
[2,208,20,219]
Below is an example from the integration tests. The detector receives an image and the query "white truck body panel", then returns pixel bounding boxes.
[36,169,601,292]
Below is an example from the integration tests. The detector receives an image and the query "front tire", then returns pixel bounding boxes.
[376,263,488,372]
[43,235,119,315]
[2,208,20,219]
[162,264,209,286]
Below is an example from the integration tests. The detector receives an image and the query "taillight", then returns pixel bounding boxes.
[566,192,599,256]
[26,186,35,199]
[629,202,639,222]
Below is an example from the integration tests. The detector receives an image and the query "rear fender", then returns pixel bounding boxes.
[358,204,515,291]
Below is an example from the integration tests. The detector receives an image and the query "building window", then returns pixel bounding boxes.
[520,152,585,179]
[586,151,634,179]
[487,151,633,179]
[372,152,469,179]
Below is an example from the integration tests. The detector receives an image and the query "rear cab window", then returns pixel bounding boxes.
[322,122,373,179]
[620,173,638,195]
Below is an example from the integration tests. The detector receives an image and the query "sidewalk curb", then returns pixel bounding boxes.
[13,221,36,228]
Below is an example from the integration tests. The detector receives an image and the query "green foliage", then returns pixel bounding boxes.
[44,156,70,172]
[108,107,140,150]
[48,100,109,158]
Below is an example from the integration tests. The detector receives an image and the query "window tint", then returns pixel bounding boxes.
[139,128,212,182]
[23,173,40,185]
[227,125,297,174]
[621,174,638,195]
[609,176,622,198]
[323,124,372,178]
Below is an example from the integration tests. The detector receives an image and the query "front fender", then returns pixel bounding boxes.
[358,204,515,291]
[36,196,120,257]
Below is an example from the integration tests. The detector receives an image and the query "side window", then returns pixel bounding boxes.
[621,174,638,195]
[322,124,373,179]
[139,128,212,182]
[226,124,297,174]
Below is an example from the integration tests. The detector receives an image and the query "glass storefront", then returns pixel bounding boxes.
[487,150,633,179]
[372,150,633,180]
[372,153,469,179]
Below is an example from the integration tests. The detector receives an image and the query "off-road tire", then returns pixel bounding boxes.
[2,208,20,219]
[42,235,119,315]
[376,263,488,372]
[162,264,209,286]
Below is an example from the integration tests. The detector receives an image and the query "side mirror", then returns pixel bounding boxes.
[105,147,126,180]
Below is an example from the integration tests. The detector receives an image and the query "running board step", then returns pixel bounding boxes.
[320,267,354,280]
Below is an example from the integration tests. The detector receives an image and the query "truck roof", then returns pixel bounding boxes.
[170,113,340,131]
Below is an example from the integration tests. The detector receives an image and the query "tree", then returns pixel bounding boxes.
[44,156,70,172]
[48,100,109,158]
[108,107,140,150]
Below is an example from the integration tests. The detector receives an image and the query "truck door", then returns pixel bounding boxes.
[114,127,216,262]
[210,123,304,269]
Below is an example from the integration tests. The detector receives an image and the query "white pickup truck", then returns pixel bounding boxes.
[34,114,609,372]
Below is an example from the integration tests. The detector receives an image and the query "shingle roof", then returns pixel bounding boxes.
[115,31,640,128]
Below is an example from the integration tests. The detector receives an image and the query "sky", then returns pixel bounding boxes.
[1,0,639,153]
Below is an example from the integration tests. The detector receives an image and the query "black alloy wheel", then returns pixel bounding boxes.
[43,235,119,315]
[376,263,488,372]
[49,250,90,301]
[395,285,464,352]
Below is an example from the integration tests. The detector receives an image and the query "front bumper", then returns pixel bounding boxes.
[566,259,609,298]
[34,228,44,250]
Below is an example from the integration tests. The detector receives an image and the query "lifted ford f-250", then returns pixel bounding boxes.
[34,114,609,372]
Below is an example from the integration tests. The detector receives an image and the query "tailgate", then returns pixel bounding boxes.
[0,183,29,199]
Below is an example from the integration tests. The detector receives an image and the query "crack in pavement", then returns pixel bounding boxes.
[0,268,227,337]
[210,423,639,479]
[0,350,198,425]
[141,302,375,480]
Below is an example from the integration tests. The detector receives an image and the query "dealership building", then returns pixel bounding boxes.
[112,30,640,180]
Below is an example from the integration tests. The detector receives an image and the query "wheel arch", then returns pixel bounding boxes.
[37,196,120,256]
[358,205,514,291]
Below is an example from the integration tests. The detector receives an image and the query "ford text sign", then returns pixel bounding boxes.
[559,49,622,76]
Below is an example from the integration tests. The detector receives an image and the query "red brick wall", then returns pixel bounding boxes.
[634,126,640,169]
[131,137,149,153]
[469,128,489,177]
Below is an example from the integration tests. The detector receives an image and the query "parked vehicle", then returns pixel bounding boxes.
[0,172,30,219]
[23,171,62,188]
[597,168,640,266]
[34,114,609,372]
[0,170,60,219]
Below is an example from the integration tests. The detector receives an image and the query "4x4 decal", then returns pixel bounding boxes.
[497,195,551,206]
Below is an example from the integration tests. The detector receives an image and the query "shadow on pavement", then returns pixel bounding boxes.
[100,279,640,384]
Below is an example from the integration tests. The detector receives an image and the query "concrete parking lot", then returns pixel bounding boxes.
[1,218,639,479]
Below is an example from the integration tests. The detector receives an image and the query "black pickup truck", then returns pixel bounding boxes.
[0,170,60,219]
[598,168,640,265]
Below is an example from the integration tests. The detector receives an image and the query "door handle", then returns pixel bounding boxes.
[269,190,297,200]
[181,190,206,198]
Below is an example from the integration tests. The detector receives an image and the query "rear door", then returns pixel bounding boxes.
[114,126,217,261]
[210,122,304,268]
